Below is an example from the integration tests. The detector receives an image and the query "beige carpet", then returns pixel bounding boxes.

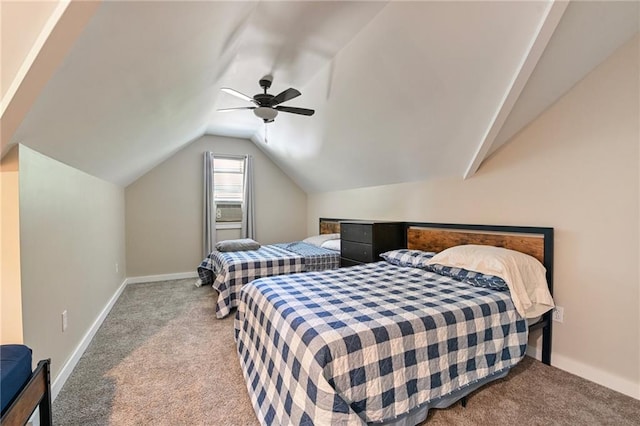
[54,279,640,425]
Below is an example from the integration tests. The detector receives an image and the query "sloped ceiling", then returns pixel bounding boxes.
[8,1,639,192]
[490,0,640,157]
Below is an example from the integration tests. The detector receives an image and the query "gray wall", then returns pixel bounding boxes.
[307,37,639,398]
[125,135,307,277]
[19,145,126,380]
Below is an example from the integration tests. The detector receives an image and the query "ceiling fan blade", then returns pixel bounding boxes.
[217,107,256,112]
[271,88,301,106]
[220,88,257,104]
[275,106,315,116]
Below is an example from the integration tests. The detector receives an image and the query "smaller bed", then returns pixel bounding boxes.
[197,218,344,318]
[0,345,52,426]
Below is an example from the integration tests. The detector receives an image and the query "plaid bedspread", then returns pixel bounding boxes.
[235,262,528,425]
[273,242,340,271]
[198,245,304,318]
[197,243,339,318]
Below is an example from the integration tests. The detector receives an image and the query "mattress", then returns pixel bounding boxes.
[272,241,340,271]
[1,345,32,413]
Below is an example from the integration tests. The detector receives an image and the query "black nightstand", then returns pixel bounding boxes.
[340,221,405,267]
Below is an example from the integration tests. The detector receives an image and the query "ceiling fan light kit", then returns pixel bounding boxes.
[254,106,278,122]
[219,75,315,124]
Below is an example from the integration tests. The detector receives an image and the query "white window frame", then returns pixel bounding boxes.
[212,155,246,229]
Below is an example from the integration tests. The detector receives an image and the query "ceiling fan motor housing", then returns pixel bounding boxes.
[253,93,274,106]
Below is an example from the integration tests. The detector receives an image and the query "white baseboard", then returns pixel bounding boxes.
[125,271,198,285]
[552,353,639,400]
[51,278,128,401]
[526,342,639,400]
[49,272,198,404]
[24,270,201,425]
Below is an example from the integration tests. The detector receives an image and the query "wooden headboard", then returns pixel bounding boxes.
[408,226,545,264]
[319,218,343,235]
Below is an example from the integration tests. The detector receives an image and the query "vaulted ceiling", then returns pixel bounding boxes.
[4,1,639,192]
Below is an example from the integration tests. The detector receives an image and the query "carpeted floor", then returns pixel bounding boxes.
[54,279,640,425]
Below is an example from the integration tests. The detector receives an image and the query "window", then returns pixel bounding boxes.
[213,156,245,224]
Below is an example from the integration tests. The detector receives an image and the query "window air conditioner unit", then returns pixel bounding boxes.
[216,202,242,223]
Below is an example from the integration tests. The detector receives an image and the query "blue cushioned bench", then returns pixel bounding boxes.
[0,345,52,426]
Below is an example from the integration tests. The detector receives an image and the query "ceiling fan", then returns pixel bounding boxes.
[218,75,315,123]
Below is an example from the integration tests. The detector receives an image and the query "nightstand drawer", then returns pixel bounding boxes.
[341,223,373,244]
[341,240,374,263]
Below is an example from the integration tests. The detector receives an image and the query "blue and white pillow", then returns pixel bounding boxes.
[426,264,509,291]
[380,249,436,268]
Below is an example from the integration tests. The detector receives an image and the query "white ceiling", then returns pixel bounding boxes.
[11,1,639,192]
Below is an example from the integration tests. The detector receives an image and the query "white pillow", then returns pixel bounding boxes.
[303,233,340,248]
[321,239,341,251]
[425,244,554,319]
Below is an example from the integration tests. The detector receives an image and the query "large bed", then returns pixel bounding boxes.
[234,222,554,425]
[197,218,344,318]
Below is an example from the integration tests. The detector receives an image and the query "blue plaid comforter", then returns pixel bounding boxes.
[273,242,340,271]
[235,262,528,425]
[197,243,339,318]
